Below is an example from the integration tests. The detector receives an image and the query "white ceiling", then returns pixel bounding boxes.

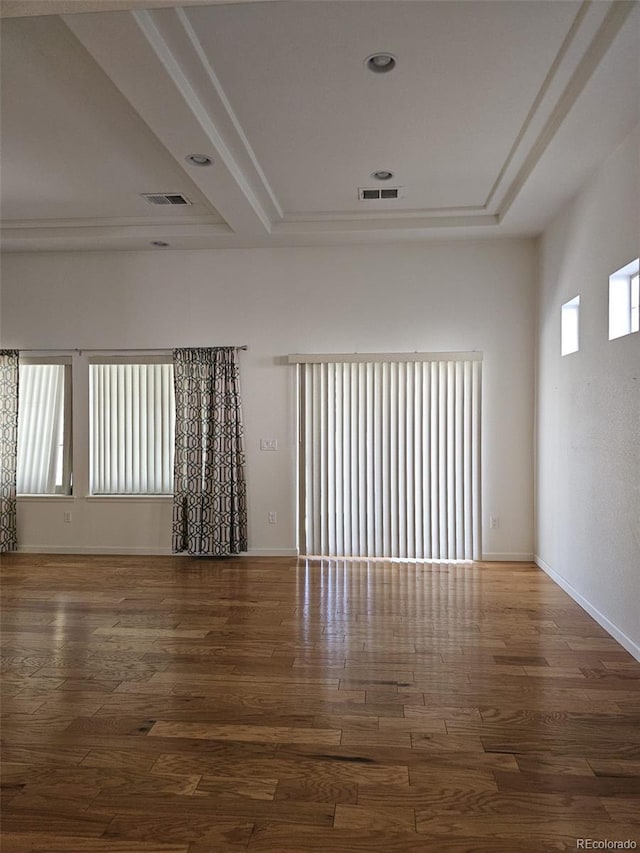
[1,0,638,252]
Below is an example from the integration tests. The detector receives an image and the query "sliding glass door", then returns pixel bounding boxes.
[295,354,482,560]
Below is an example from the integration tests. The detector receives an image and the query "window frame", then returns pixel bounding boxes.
[561,295,580,356]
[609,258,640,341]
[630,271,639,334]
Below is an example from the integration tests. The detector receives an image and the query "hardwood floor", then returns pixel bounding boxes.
[1,553,639,852]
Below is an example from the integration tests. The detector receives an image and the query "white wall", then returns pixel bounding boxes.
[536,126,640,658]
[1,239,535,559]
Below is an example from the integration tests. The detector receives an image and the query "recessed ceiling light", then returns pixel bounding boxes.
[372,170,394,181]
[185,154,214,166]
[151,240,170,247]
[365,53,396,73]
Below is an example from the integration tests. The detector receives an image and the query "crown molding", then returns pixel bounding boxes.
[0,220,233,252]
[2,215,225,230]
[283,206,489,223]
[275,214,499,234]
[0,216,510,252]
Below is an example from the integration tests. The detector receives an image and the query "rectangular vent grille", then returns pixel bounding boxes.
[140,193,192,206]
[358,187,400,201]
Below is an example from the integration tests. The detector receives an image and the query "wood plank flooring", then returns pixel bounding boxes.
[1,554,639,852]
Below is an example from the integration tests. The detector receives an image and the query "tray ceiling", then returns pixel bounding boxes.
[1,0,638,251]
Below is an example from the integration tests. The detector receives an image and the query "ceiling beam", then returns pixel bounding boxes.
[63,8,272,236]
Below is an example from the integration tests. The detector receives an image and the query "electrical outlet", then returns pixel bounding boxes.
[260,439,278,451]
[268,511,277,524]
[490,515,500,529]
[63,511,72,523]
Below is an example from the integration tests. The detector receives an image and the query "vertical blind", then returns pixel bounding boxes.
[297,356,482,560]
[90,363,175,494]
[17,364,68,494]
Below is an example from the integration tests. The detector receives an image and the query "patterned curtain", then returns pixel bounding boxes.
[0,350,19,553]
[172,347,247,556]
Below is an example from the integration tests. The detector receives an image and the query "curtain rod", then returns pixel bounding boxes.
[18,346,248,353]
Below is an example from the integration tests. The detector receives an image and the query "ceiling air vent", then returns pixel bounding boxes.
[140,193,192,206]
[358,187,400,200]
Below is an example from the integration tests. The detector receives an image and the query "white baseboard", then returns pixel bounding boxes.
[535,554,640,662]
[482,552,533,562]
[17,545,300,558]
[17,545,173,555]
[246,548,299,558]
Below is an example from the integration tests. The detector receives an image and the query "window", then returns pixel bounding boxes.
[609,259,640,340]
[561,296,580,356]
[90,362,175,494]
[17,361,72,495]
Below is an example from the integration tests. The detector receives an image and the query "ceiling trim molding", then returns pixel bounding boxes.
[0,221,233,241]
[274,214,499,234]
[283,206,489,223]
[0,214,500,253]
[133,7,274,229]
[2,216,226,230]
[63,8,272,236]
[483,0,592,212]
[496,0,636,220]
[0,213,498,243]
[174,7,283,219]
[0,0,265,18]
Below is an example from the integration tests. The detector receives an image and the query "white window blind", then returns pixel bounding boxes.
[90,363,175,494]
[17,363,71,495]
[297,357,482,560]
